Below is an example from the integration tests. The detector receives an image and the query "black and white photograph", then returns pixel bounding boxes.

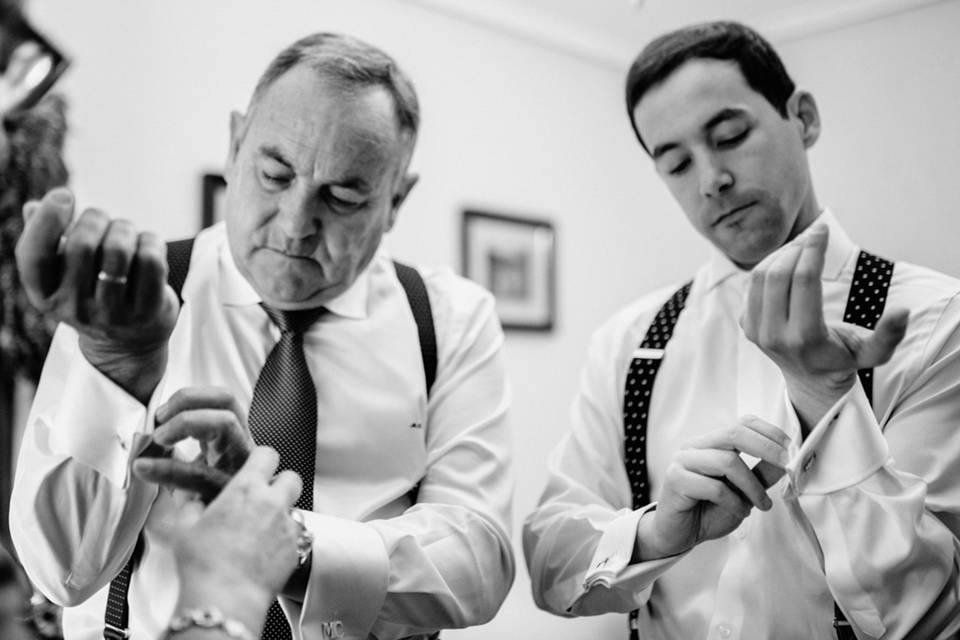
[1,1,958,639]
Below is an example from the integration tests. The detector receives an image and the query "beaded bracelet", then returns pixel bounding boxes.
[160,607,256,640]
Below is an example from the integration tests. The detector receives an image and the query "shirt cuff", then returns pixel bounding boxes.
[298,511,389,640]
[570,504,684,613]
[46,352,165,488]
[784,380,889,496]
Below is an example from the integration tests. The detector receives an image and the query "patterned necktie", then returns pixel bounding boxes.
[248,304,325,640]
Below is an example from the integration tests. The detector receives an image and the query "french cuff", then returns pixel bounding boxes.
[784,381,888,496]
[569,504,682,613]
[298,511,389,640]
[47,353,164,488]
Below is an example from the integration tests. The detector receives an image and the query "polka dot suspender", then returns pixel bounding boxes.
[622,250,894,640]
[843,251,895,406]
[622,281,693,511]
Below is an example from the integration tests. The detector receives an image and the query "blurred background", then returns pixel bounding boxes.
[2,0,959,637]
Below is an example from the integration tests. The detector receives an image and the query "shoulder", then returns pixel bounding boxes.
[387,259,500,348]
[590,281,693,356]
[889,260,960,312]
[887,260,960,356]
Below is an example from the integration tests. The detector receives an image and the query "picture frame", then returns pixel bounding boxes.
[462,209,556,331]
[201,173,227,229]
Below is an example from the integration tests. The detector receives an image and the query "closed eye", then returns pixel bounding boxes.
[716,128,749,149]
[324,187,365,212]
[262,171,291,187]
[668,157,691,176]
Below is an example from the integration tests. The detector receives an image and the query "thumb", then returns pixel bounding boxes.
[856,308,909,369]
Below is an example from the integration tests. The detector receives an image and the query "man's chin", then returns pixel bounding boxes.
[251,273,342,309]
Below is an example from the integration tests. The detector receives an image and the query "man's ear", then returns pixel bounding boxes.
[225,110,246,174]
[387,173,418,230]
[787,90,821,149]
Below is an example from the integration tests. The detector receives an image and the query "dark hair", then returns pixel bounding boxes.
[249,32,419,139]
[624,21,795,152]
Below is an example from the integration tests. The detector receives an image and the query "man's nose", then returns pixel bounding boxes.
[277,185,320,239]
[698,158,734,199]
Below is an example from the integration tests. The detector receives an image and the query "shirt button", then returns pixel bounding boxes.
[802,452,817,472]
[717,623,733,638]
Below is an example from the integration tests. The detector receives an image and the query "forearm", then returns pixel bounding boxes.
[10,328,162,603]
[797,473,960,637]
[788,384,960,637]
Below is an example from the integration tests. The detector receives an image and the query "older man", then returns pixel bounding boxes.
[12,32,513,640]
[524,21,960,639]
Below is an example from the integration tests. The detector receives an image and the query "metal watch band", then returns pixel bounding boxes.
[161,607,256,640]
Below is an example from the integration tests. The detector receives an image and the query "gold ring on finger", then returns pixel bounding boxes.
[97,270,128,285]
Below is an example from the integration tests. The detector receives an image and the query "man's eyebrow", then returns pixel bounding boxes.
[703,108,748,132]
[332,177,371,191]
[258,145,293,168]
[651,141,678,161]
[651,108,749,160]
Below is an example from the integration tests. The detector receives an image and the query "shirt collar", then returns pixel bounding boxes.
[217,231,373,320]
[702,208,855,292]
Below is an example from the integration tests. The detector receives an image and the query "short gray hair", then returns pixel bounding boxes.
[248,32,420,139]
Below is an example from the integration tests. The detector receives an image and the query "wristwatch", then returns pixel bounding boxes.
[161,607,255,640]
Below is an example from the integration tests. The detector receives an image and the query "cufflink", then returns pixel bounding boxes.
[290,509,313,567]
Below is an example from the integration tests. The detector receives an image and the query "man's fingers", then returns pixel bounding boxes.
[856,308,909,369]
[789,225,828,330]
[686,415,791,468]
[15,188,75,304]
[670,467,751,520]
[93,219,138,322]
[22,199,40,222]
[152,408,246,447]
[271,470,304,508]
[759,242,803,336]
[129,232,171,319]
[156,387,245,425]
[60,208,111,323]
[235,446,282,483]
[675,449,772,510]
[132,457,231,502]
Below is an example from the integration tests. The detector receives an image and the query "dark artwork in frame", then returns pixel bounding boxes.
[201,173,226,229]
[462,209,556,331]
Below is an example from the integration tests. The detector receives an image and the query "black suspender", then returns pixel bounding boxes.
[104,240,438,638]
[393,260,438,394]
[622,250,894,640]
[623,282,693,511]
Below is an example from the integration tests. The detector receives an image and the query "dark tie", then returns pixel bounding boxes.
[248,304,325,640]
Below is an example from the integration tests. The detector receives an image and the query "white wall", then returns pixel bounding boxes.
[778,0,960,278]
[21,1,960,639]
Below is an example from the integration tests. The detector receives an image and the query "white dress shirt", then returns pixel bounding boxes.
[523,211,960,639]
[11,223,515,640]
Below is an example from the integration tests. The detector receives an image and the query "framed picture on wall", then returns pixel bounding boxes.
[462,209,556,331]
[201,173,227,229]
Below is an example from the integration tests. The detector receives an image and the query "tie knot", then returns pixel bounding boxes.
[261,304,326,335]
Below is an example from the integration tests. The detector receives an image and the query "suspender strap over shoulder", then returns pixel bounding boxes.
[393,260,438,394]
[622,281,693,511]
[621,250,894,640]
[843,250,895,406]
[165,238,195,305]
